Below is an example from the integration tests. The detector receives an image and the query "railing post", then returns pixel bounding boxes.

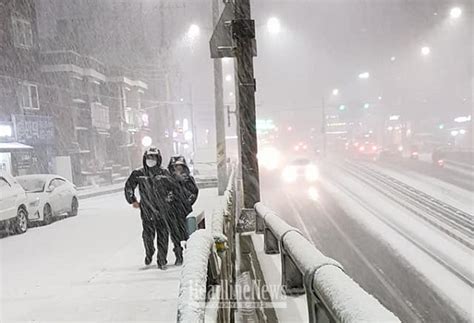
[304,270,331,323]
[255,212,264,234]
[263,226,279,254]
[280,242,305,295]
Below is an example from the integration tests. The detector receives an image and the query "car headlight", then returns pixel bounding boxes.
[282,166,297,182]
[305,165,319,182]
[29,198,40,208]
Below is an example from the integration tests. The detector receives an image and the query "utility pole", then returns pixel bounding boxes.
[233,0,260,208]
[210,0,260,208]
[212,0,228,196]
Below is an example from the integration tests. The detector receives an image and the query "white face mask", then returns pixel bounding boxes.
[146,159,157,168]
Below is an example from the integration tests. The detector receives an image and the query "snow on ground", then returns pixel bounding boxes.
[0,188,219,323]
[250,233,309,323]
[367,162,473,214]
[321,170,473,320]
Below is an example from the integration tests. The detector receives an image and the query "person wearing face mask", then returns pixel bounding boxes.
[167,156,199,264]
[124,147,180,270]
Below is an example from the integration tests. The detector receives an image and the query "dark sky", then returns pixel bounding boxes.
[252,0,472,124]
[36,0,472,125]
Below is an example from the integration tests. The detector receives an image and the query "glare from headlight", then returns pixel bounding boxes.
[305,165,319,182]
[282,166,297,182]
[258,147,280,171]
[308,186,319,201]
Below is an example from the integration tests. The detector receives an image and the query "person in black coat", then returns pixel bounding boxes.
[167,156,199,264]
[124,147,182,269]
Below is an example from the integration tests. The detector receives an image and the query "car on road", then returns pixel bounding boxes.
[281,158,319,183]
[16,175,79,225]
[0,172,29,234]
[377,144,403,161]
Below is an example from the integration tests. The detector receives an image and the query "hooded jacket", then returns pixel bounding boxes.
[124,148,176,220]
[168,156,199,215]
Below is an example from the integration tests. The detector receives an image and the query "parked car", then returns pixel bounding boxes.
[16,175,78,225]
[0,172,29,234]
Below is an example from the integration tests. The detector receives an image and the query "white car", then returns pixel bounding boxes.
[282,158,320,183]
[16,175,78,225]
[0,172,29,234]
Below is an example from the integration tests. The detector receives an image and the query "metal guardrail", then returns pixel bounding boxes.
[255,202,400,323]
[187,210,206,235]
[178,167,236,323]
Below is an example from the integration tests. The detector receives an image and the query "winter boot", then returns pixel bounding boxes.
[145,255,152,266]
[175,252,183,266]
[157,259,168,270]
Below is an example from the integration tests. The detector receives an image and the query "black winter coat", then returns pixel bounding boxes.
[168,157,199,216]
[124,152,177,221]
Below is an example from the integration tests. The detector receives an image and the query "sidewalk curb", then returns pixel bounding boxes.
[78,186,124,200]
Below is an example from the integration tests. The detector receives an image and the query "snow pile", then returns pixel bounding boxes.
[177,229,214,323]
[313,265,400,322]
[210,203,225,236]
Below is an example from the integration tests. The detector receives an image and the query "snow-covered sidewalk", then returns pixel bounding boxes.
[0,188,219,322]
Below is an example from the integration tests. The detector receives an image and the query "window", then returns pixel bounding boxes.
[12,17,33,48]
[51,178,66,189]
[122,86,130,108]
[0,177,11,188]
[20,83,40,110]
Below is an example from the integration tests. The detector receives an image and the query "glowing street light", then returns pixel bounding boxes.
[187,24,200,40]
[141,136,152,147]
[332,88,339,96]
[450,7,462,19]
[358,72,370,79]
[390,56,396,62]
[363,103,370,109]
[339,105,346,111]
[225,74,232,82]
[421,46,431,56]
[267,17,281,35]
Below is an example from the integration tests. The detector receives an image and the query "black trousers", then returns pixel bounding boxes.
[141,214,183,265]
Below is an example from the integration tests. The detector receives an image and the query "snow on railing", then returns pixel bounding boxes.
[178,167,237,323]
[255,202,400,323]
[177,230,215,322]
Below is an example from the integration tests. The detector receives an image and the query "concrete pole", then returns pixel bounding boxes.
[234,0,260,208]
[212,0,228,196]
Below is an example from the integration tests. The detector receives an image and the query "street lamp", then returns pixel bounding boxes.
[450,7,462,19]
[364,103,370,109]
[141,136,152,147]
[267,17,281,35]
[187,24,200,40]
[390,56,396,62]
[339,105,346,111]
[332,88,339,96]
[358,72,370,79]
[421,46,431,56]
[225,74,232,82]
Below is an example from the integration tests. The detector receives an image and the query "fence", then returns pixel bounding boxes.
[178,168,236,323]
[255,202,400,323]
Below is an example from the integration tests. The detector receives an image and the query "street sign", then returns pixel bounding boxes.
[210,2,235,58]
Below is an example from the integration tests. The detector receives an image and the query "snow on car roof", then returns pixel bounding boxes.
[16,174,66,182]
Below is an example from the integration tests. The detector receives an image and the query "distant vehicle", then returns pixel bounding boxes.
[353,142,379,160]
[16,175,78,225]
[282,158,319,183]
[378,144,403,161]
[0,172,29,234]
[409,145,419,160]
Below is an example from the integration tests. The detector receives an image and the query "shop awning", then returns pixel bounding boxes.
[0,142,34,151]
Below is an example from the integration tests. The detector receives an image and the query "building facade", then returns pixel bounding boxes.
[0,0,55,176]
[40,50,149,185]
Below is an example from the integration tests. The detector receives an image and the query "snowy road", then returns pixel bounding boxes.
[260,163,472,323]
[0,193,182,322]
